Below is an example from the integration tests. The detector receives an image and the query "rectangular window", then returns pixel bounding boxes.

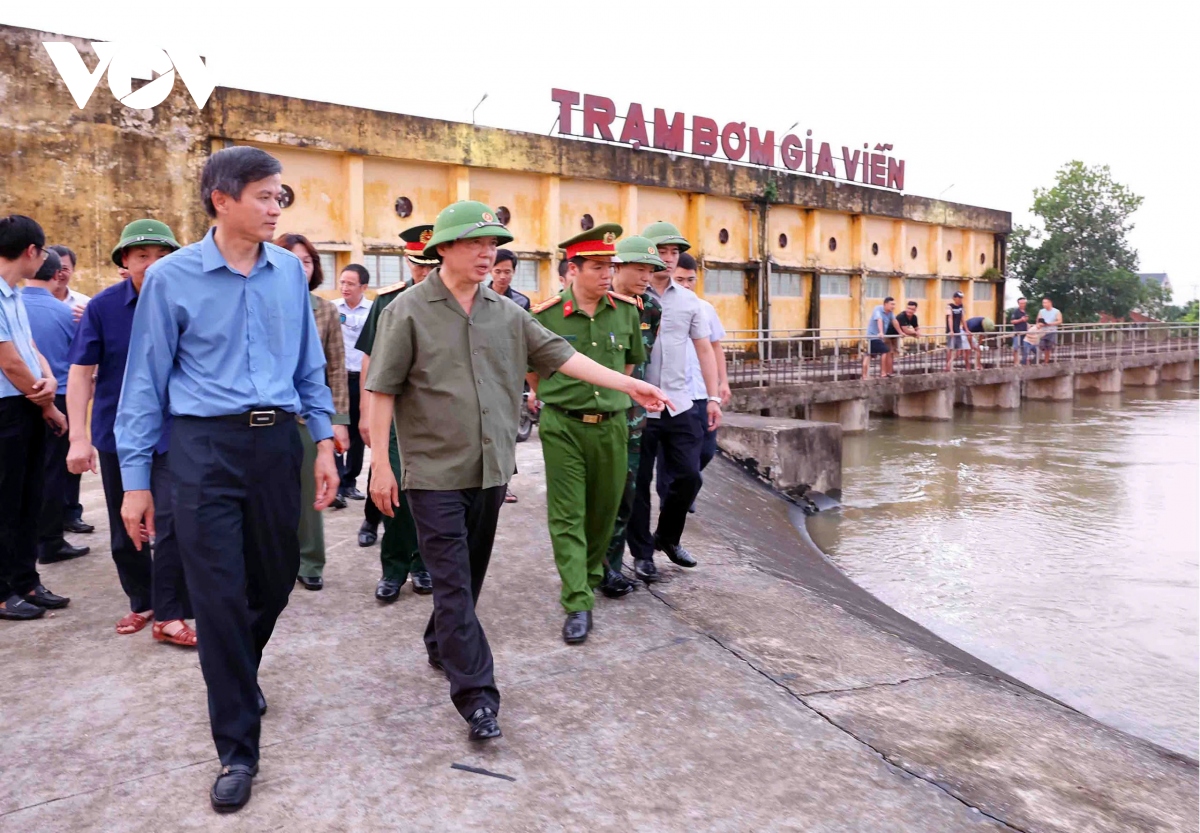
[820,274,850,297]
[705,269,744,296]
[318,252,338,290]
[769,271,802,298]
[513,258,540,292]
[864,277,889,298]
[941,280,962,300]
[903,278,927,300]
[973,281,995,301]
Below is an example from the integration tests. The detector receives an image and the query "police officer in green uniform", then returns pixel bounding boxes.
[355,224,436,602]
[605,235,665,577]
[529,224,646,644]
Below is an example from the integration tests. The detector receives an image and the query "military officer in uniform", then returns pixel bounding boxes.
[354,224,436,602]
[529,224,645,644]
[605,235,665,579]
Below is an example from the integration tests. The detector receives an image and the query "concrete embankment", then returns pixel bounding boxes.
[0,438,1195,832]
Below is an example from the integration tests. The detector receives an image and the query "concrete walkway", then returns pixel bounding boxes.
[1,437,1195,832]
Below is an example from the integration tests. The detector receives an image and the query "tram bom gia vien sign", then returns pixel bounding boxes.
[550,88,906,192]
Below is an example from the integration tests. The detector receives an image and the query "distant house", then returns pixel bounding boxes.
[1138,273,1172,296]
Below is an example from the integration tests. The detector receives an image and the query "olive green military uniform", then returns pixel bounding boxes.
[604,235,666,572]
[534,225,647,613]
[355,282,424,583]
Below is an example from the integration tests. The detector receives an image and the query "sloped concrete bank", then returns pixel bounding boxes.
[682,452,1199,831]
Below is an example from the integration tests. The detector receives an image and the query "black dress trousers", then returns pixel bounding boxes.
[0,397,45,599]
[406,485,506,720]
[36,393,70,557]
[628,405,703,560]
[169,414,303,768]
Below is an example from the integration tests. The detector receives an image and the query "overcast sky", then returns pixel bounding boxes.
[5,0,1196,302]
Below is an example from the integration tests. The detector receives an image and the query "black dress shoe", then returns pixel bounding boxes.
[210,763,257,813]
[63,518,94,534]
[342,487,365,500]
[562,610,592,644]
[468,707,502,741]
[330,494,347,510]
[0,595,45,620]
[375,578,402,603]
[358,520,378,547]
[634,558,659,583]
[655,536,697,568]
[410,571,433,595]
[296,575,323,591]
[24,584,70,609]
[598,568,636,598]
[38,542,91,564]
[256,685,267,716]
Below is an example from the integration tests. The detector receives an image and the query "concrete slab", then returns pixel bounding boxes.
[717,414,841,496]
[807,674,1199,833]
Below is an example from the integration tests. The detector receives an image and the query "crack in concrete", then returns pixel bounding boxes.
[640,581,1031,833]
[798,672,962,698]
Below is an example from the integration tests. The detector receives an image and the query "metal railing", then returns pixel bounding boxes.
[722,322,1200,387]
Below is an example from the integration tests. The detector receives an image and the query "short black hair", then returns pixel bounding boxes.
[0,215,45,260]
[494,249,518,269]
[883,296,895,303]
[341,263,370,286]
[1042,296,1052,303]
[558,259,570,278]
[567,256,588,270]
[677,252,697,271]
[200,146,283,218]
[31,249,61,281]
[48,244,76,268]
[906,300,918,307]
[1017,296,1026,303]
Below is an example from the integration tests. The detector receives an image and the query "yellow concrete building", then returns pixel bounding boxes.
[1,24,1010,339]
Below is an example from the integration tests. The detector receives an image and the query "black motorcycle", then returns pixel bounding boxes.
[516,381,538,442]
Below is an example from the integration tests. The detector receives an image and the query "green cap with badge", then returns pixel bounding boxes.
[641,220,690,252]
[559,223,623,260]
[111,219,180,266]
[613,235,666,271]
[422,200,514,256]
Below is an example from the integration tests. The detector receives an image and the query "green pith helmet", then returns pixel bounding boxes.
[641,220,690,252]
[422,201,514,256]
[111,219,180,266]
[558,223,622,259]
[400,224,440,265]
[981,317,996,332]
[614,235,666,271]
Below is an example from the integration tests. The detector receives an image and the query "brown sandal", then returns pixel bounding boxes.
[116,611,153,635]
[152,619,197,647]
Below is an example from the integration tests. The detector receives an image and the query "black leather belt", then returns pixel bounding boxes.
[208,409,296,427]
[547,404,622,424]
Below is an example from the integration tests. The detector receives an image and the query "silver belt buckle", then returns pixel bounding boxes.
[250,410,276,427]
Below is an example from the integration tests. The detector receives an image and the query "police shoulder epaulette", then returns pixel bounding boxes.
[608,291,639,308]
[377,282,406,296]
[530,295,563,314]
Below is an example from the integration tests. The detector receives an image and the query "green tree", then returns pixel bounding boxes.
[1010,161,1152,322]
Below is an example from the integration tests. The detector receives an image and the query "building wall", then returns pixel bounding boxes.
[1,23,1011,332]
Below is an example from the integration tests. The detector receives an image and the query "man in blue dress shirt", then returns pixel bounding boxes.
[0,215,70,621]
[67,219,193,645]
[23,249,91,566]
[115,147,338,814]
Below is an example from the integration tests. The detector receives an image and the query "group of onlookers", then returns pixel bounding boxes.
[861,293,1063,378]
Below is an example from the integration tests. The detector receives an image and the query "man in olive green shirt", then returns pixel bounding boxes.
[530,224,644,644]
[365,201,671,742]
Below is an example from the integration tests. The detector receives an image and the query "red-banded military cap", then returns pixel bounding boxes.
[558,223,623,260]
[399,224,440,265]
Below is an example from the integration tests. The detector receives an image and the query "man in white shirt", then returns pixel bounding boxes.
[657,252,730,510]
[335,264,373,501]
[627,222,722,583]
[1036,297,1062,364]
[47,246,90,316]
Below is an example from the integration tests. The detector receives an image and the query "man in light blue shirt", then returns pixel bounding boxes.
[23,249,90,565]
[0,215,71,621]
[863,297,898,379]
[115,147,337,814]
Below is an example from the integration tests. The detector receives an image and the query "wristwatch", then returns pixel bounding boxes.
[707,396,722,403]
